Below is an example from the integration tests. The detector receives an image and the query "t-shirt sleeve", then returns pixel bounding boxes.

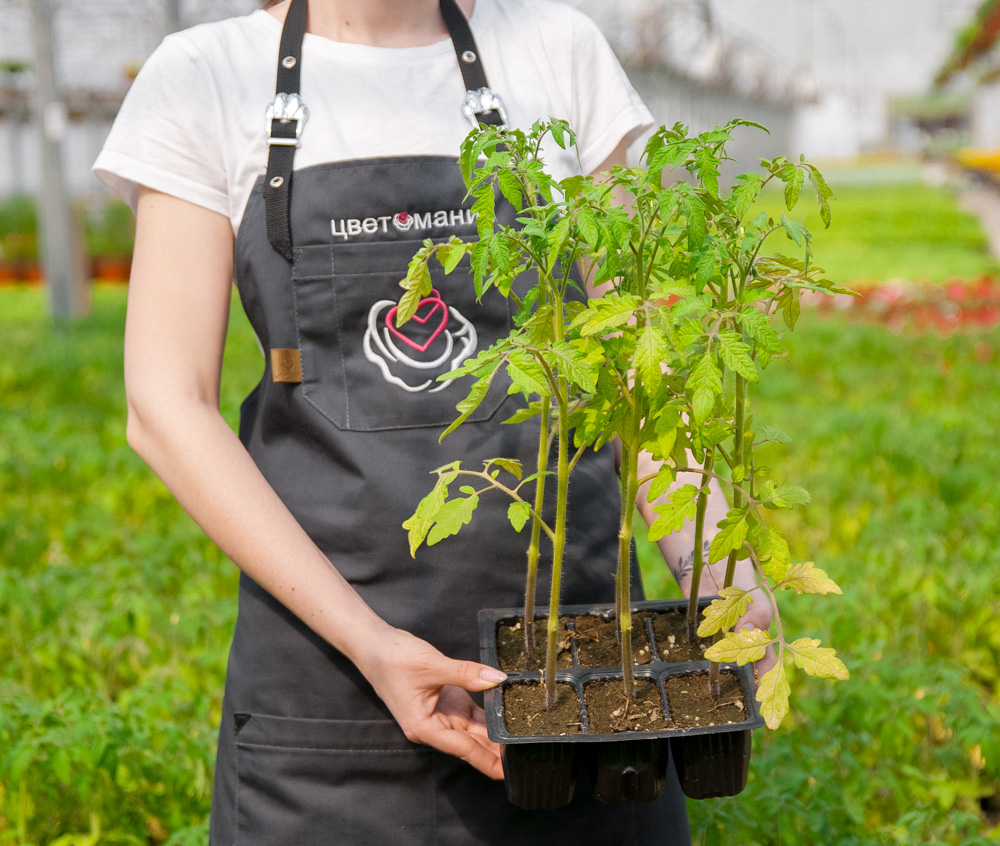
[566,10,655,175]
[92,34,229,216]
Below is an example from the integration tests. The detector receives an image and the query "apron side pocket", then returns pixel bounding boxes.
[235,714,435,846]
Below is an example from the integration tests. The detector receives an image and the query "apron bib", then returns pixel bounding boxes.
[207,2,689,843]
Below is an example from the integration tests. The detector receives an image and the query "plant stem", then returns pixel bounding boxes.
[617,406,641,701]
[686,455,714,644]
[523,396,551,660]
[545,291,570,711]
[709,372,747,698]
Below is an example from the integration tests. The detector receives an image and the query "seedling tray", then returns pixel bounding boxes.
[479,598,765,807]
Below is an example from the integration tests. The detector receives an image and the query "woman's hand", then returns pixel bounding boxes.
[355,627,507,780]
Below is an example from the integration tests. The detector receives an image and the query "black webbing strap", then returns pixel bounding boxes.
[264,0,308,261]
[264,0,504,259]
[440,0,506,127]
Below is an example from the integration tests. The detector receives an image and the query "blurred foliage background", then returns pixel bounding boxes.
[2,169,1000,844]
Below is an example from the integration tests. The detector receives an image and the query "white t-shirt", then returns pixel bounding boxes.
[93,0,654,235]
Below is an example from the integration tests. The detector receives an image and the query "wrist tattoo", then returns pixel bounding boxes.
[672,539,712,584]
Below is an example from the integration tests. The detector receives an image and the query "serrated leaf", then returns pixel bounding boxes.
[550,342,597,393]
[647,483,700,540]
[440,362,500,440]
[709,509,748,564]
[438,240,468,275]
[403,478,450,556]
[503,404,543,425]
[647,465,676,503]
[759,480,811,509]
[780,562,842,595]
[780,214,807,247]
[507,501,531,533]
[507,354,550,398]
[471,188,495,240]
[489,236,510,274]
[491,458,523,480]
[756,662,790,729]
[688,352,722,423]
[427,495,480,546]
[697,586,751,637]
[497,170,524,212]
[784,167,804,210]
[718,330,758,382]
[762,526,791,581]
[704,627,772,664]
[789,638,850,680]
[570,295,642,336]
[578,206,600,248]
[635,324,669,390]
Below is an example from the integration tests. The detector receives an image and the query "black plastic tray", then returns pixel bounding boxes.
[478,598,765,806]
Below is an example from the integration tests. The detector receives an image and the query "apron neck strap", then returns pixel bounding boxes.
[264,0,504,261]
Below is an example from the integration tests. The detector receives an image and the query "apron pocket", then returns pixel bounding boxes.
[292,241,513,432]
[234,713,435,846]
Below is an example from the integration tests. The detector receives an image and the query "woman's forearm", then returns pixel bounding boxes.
[126,396,393,668]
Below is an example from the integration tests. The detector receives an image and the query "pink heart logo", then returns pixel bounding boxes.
[386,290,450,353]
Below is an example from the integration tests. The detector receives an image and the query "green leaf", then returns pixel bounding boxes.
[646,465,676,503]
[440,361,500,440]
[503,403,543,425]
[784,167,804,210]
[704,627,772,664]
[550,342,598,393]
[508,353,550,397]
[688,352,722,423]
[718,330,758,382]
[759,480,811,509]
[756,662,790,729]
[780,214,808,247]
[472,187,496,239]
[789,638,850,680]
[570,295,641,336]
[695,147,720,197]
[403,478,450,556]
[736,308,782,355]
[491,458,523,480]
[497,170,524,212]
[489,236,510,274]
[437,240,469,275]
[635,325,669,390]
[759,425,792,444]
[709,509,748,564]
[577,206,600,248]
[647,483,699,540]
[427,495,480,546]
[507,501,531,533]
[780,562,843,595]
[697,586,751,637]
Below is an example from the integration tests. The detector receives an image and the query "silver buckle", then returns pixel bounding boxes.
[266,93,309,147]
[461,87,508,129]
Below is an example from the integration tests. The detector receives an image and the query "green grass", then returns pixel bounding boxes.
[3,284,1000,843]
[757,180,1000,285]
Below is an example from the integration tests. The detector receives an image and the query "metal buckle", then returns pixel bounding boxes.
[265,93,309,147]
[461,87,508,129]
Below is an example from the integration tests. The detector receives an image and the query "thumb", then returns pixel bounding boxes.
[442,658,508,693]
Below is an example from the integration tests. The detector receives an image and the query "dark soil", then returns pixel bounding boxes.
[495,617,573,672]
[573,614,652,668]
[649,608,712,662]
[664,670,749,728]
[503,681,582,737]
[583,678,672,734]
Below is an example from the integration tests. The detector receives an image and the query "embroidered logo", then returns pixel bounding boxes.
[331,208,478,241]
[363,289,477,393]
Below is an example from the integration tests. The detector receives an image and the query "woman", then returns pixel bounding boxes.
[94,1,770,842]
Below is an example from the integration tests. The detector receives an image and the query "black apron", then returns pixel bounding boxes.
[207,2,689,843]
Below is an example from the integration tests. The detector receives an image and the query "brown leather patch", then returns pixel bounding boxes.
[270,348,302,383]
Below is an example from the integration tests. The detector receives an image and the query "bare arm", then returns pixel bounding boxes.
[126,187,505,778]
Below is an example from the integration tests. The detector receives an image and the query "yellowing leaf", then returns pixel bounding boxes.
[427,495,480,546]
[697,586,751,637]
[756,662,790,729]
[635,325,669,390]
[761,526,791,582]
[403,479,450,556]
[704,627,772,664]
[780,562,843,595]
[491,458,523,481]
[789,638,850,680]
[718,330,758,382]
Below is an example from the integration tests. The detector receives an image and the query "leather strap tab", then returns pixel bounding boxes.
[270,348,303,383]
